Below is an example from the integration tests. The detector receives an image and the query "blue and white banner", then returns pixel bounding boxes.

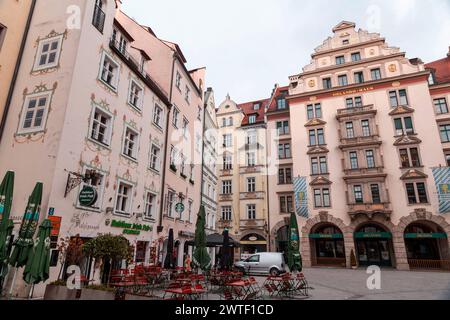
[293,177,309,218]
[432,167,450,214]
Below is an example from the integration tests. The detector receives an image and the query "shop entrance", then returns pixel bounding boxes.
[310,224,346,267]
[355,224,393,267]
[135,241,149,264]
[275,226,289,254]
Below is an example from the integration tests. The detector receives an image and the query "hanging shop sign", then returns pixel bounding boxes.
[49,216,62,237]
[111,220,153,235]
[78,186,98,207]
[175,203,185,214]
[404,233,447,239]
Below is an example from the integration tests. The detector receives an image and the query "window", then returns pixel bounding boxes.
[222,206,232,221]
[309,129,325,146]
[170,146,177,167]
[351,52,361,62]
[175,72,182,90]
[434,98,448,114]
[188,200,193,223]
[278,168,293,184]
[144,192,156,219]
[276,121,289,135]
[389,89,408,107]
[342,39,349,45]
[149,144,161,171]
[314,189,331,208]
[406,183,428,204]
[99,53,119,89]
[115,181,133,215]
[122,127,139,160]
[247,152,256,166]
[353,185,363,203]
[247,204,256,220]
[172,108,179,128]
[394,117,414,136]
[197,106,202,121]
[278,143,291,159]
[90,107,112,146]
[371,68,382,80]
[371,184,381,204]
[180,154,186,176]
[18,94,51,134]
[247,177,256,193]
[346,96,362,108]
[153,104,163,128]
[346,122,354,138]
[189,164,194,180]
[0,24,6,51]
[311,157,328,175]
[182,118,188,139]
[223,154,232,170]
[350,152,359,169]
[246,130,257,145]
[185,86,191,103]
[336,56,345,65]
[128,80,143,109]
[322,78,332,89]
[223,134,232,147]
[366,150,375,168]
[248,115,257,124]
[112,28,128,55]
[400,148,421,168]
[167,191,176,217]
[440,125,450,142]
[446,154,450,166]
[78,168,105,209]
[338,75,348,86]
[222,180,232,195]
[253,103,260,110]
[280,195,294,213]
[307,103,322,119]
[277,97,287,110]
[92,0,106,32]
[361,120,371,137]
[34,36,63,71]
[354,71,364,84]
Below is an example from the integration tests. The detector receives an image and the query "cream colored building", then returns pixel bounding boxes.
[0,0,36,141]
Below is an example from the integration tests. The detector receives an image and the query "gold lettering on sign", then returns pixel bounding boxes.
[332,86,375,97]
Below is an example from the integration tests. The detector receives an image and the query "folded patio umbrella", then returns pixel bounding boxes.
[9,182,43,268]
[287,212,302,272]
[0,171,15,280]
[192,205,211,271]
[164,228,175,269]
[220,229,231,271]
[23,219,52,285]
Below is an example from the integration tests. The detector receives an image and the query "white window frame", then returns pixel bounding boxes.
[172,107,180,128]
[98,51,120,91]
[247,177,256,193]
[222,180,232,195]
[122,125,140,161]
[149,144,161,172]
[33,34,64,71]
[114,180,134,216]
[167,191,176,218]
[144,191,157,220]
[127,79,144,110]
[17,92,52,135]
[247,204,256,220]
[153,103,164,129]
[89,106,113,147]
[222,206,232,221]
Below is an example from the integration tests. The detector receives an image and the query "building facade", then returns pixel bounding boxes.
[287,21,450,270]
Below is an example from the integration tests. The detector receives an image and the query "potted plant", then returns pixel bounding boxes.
[350,249,358,269]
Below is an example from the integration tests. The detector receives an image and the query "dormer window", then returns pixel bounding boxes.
[342,39,350,45]
[277,97,287,110]
[112,28,128,55]
[249,114,257,124]
[253,103,260,110]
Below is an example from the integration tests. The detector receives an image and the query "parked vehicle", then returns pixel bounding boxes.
[234,252,287,276]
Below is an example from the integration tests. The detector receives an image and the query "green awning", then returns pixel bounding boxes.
[354,232,392,239]
[309,233,343,239]
[404,233,447,239]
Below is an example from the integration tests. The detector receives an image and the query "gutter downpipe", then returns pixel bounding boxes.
[0,0,37,143]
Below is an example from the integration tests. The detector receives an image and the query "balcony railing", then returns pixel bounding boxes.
[343,166,385,177]
[336,105,376,119]
[219,194,233,202]
[240,219,266,230]
[348,202,391,214]
[239,165,263,174]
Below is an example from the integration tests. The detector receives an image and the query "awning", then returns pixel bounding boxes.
[404,233,448,239]
[354,232,392,239]
[186,233,240,247]
[309,233,343,239]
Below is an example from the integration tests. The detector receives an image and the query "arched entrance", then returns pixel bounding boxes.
[354,224,394,267]
[404,221,450,270]
[275,226,289,254]
[240,233,267,257]
[310,224,346,267]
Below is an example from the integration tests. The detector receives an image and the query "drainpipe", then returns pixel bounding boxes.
[0,0,37,143]
[265,115,272,252]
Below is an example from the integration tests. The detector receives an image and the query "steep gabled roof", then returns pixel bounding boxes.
[266,85,289,113]
[426,55,450,84]
[238,99,269,126]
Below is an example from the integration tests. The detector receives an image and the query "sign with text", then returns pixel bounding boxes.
[49,216,62,237]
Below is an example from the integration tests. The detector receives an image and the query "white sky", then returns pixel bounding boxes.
[122,0,450,104]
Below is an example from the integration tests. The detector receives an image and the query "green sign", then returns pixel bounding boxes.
[354,232,392,239]
[175,203,185,214]
[111,220,153,235]
[309,233,344,239]
[404,233,447,239]
[79,186,98,207]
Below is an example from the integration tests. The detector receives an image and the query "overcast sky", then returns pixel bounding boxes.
[122,0,450,104]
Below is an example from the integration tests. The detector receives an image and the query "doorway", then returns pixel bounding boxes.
[355,224,393,267]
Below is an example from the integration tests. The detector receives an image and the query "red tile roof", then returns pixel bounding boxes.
[426,56,450,84]
[267,86,290,113]
[238,99,270,126]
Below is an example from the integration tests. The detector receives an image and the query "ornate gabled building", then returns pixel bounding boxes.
[287,21,450,270]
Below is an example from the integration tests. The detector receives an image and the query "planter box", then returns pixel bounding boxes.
[44,285,79,300]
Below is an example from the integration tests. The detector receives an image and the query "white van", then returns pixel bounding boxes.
[234,252,287,276]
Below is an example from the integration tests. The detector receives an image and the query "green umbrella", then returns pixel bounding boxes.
[287,213,302,272]
[192,205,211,271]
[23,219,52,285]
[9,182,43,268]
[0,171,15,280]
